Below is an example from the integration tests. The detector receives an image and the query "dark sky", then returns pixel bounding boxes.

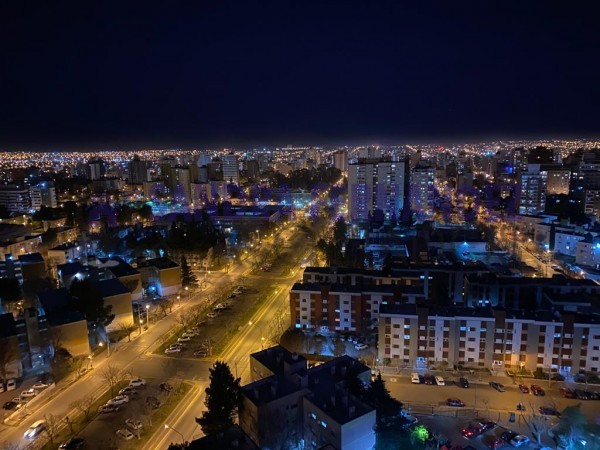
[1,1,599,150]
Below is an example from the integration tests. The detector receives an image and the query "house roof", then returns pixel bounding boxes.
[93,278,130,297]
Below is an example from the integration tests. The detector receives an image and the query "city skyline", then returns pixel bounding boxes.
[2,1,600,150]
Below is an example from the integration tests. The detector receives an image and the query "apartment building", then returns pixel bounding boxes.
[240,346,375,450]
[378,304,600,375]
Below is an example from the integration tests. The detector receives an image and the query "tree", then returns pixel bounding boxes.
[0,338,19,383]
[100,364,125,397]
[181,255,198,289]
[366,373,403,428]
[118,322,137,342]
[42,413,61,444]
[70,393,96,421]
[196,361,241,435]
[156,297,175,317]
[330,337,346,357]
[70,278,115,327]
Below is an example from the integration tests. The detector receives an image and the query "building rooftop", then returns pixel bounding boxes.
[98,256,139,277]
[186,424,259,450]
[37,288,86,325]
[145,257,179,270]
[93,278,130,298]
[17,252,44,264]
[250,345,307,376]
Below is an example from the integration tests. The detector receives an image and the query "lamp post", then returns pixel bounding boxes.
[88,354,93,370]
[145,304,150,328]
[164,424,184,442]
[99,340,110,357]
[137,303,143,334]
[256,229,260,244]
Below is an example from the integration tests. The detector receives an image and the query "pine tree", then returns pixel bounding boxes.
[196,361,241,435]
[180,256,198,288]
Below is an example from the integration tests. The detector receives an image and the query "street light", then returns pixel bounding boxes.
[164,424,184,442]
[145,304,150,328]
[99,340,110,357]
[88,354,93,369]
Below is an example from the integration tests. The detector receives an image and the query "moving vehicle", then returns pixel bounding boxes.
[59,437,85,449]
[24,420,46,439]
[447,398,465,407]
[355,343,369,350]
[489,381,506,392]
[116,429,134,440]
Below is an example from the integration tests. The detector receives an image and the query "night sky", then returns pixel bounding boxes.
[1,1,599,150]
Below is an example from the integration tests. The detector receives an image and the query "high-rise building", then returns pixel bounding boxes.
[518,164,548,215]
[127,155,148,185]
[410,165,435,220]
[29,182,57,209]
[87,158,106,180]
[546,168,571,195]
[0,184,31,212]
[333,150,348,173]
[222,153,239,185]
[173,167,191,202]
[348,159,407,222]
[246,160,260,181]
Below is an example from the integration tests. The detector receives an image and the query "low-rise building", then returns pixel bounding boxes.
[138,257,181,297]
[239,346,375,450]
[93,278,134,332]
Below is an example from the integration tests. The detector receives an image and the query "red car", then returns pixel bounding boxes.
[518,384,529,394]
[487,437,505,449]
[531,384,546,396]
[461,423,484,438]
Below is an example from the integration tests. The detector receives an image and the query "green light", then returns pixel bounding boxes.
[411,424,429,443]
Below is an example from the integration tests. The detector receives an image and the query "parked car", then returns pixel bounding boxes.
[3,401,19,410]
[509,435,530,447]
[98,404,120,413]
[194,350,208,357]
[355,343,369,351]
[31,382,49,390]
[585,391,599,400]
[116,429,134,440]
[6,379,16,391]
[159,383,173,393]
[486,437,505,449]
[447,398,465,407]
[461,422,484,438]
[107,395,129,406]
[531,384,545,396]
[178,335,192,342]
[125,418,143,430]
[575,390,589,400]
[119,387,138,397]
[423,375,436,385]
[20,389,38,399]
[458,377,470,388]
[518,384,530,394]
[489,381,506,392]
[206,312,218,318]
[24,420,46,439]
[146,396,160,409]
[501,431,518,443]
[539,406,560,417]
[478,419,497,431]
[59,437,85,449]
[435,376,445,386]
[128,378,146,388]
[164,347,181,354]
[411,373,421,384]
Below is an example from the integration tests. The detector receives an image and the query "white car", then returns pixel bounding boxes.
[32,382,49,390]
[510,435,530,447]
[20,389,38,399]
[164,347,181,354]
[435,376,445,386]
[107,395,129,406]
[24,420,46,439]
[178,336,191,342]
[116,429,134,440]
[207,312,217,318]
[355,343,369,351]
[128,378,146,388]
[125,418,143,430]
[6,379,16,391]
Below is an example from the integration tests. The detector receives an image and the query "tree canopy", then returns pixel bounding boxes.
[196,361,241,435]
[69,278,114,327]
